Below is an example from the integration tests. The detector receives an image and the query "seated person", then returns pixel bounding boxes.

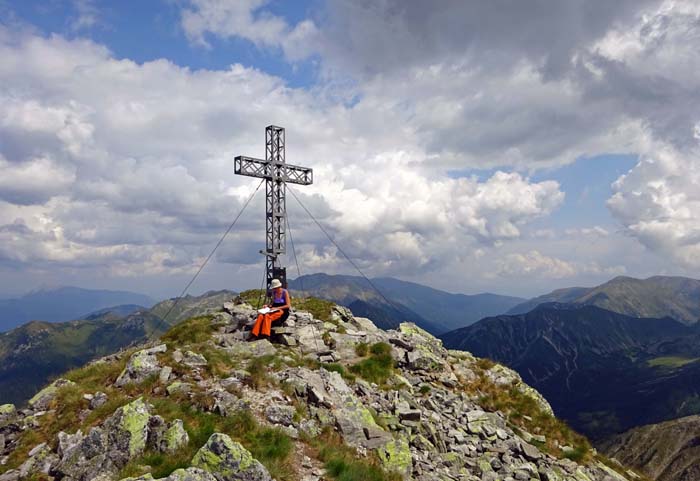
[250,279,290,338]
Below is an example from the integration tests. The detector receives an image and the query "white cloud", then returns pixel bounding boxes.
[609,142,700,268]
[181,0,318,59]
[496,250,577,279]
[0,27,562,283]
[2,0,699,295]
[70,0,100,31]
[0,156,75,205]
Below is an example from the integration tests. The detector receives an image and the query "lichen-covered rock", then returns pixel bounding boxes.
[134,467,216,481]
[115,345,167,387]
[182,351,208,367]
[223,339,277,358]
[54,426,119,481]
[0,404,15,421]
[17,442,56,478]
[191,433,271,481]
[264,404,295,426]
[148,416,189,453]
[104,397,152,460]
[378,436,412,478]
[28,379,75,410]
[167,381,193,396]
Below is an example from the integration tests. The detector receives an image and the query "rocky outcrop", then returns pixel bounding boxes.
[0,300,635,481]
[115,345,167,387]
[191,433,271,481]
[28,379,75,410]
[601,415,700,481]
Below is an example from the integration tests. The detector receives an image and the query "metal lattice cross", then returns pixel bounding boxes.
[235,125,313,291]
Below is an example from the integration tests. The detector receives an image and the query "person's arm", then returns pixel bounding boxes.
[282,290,291,310]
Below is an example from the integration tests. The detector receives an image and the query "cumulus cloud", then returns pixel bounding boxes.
[2,0,699,295]
[181,0,318,59]
[0,156,75,205]
[0,26,562,284]
[609,142,700,268]
[495,250,626,280]
[496,250,577,279]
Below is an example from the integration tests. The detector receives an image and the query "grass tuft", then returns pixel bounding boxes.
[354,342,369,357]
[313,429,401,481]
[349,342,394,385]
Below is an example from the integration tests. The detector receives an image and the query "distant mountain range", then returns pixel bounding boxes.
[440,275,700,442]
[0,290,233,405]
[288,273,524,334]
[0,286,156,332]
[507,275,700,324]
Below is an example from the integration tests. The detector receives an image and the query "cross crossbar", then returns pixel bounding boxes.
[234,156,313,185]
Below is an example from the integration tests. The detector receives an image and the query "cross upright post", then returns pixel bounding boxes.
[235,126,313,294]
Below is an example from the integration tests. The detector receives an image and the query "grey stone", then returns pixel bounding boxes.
[167,382,193,396]
[90,392,108,410]
[28,379,75,410]
[115,348,165,387]
[192,433,272,481]
[520,442,542,461]
[265,405,295,426]
[0,469,20,481]
[398,409,421,422]
[159,366,173,383]
[183,351,208,367]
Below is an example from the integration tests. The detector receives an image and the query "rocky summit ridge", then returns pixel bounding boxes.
[0,297,643,481]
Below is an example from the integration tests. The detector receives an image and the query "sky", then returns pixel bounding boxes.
[0,0,699,299]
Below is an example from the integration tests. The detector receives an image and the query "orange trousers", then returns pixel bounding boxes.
[251,309,286,337]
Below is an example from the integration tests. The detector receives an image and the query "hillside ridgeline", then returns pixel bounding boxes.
[507,276,700,324]
[440,303,700,441]
[0,297,641,481]
[0,291,234,406]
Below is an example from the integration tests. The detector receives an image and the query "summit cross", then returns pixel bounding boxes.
[235,125,313,292]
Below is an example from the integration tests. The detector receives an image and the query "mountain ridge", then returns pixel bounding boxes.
[0,286,156,332]
[289,273,524,333]
[507,275,700,324]
[439,302,700,441]
[0,298,640,481]
[0,290,235,406]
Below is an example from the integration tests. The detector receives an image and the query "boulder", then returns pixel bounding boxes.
[521,441,542,461]
[148,417,189,453]
[18,442,56,478]
[115,346,167,387]
[182,351,208,367]
[56,400,147,477]
[28,379,75,410]
[378,436,412,479]
[103,397,152,462]
[0,405,16,422]
[224,339,277,358]
[264,405,295,426]
[167,382,193,396]
[191,433,271,481]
